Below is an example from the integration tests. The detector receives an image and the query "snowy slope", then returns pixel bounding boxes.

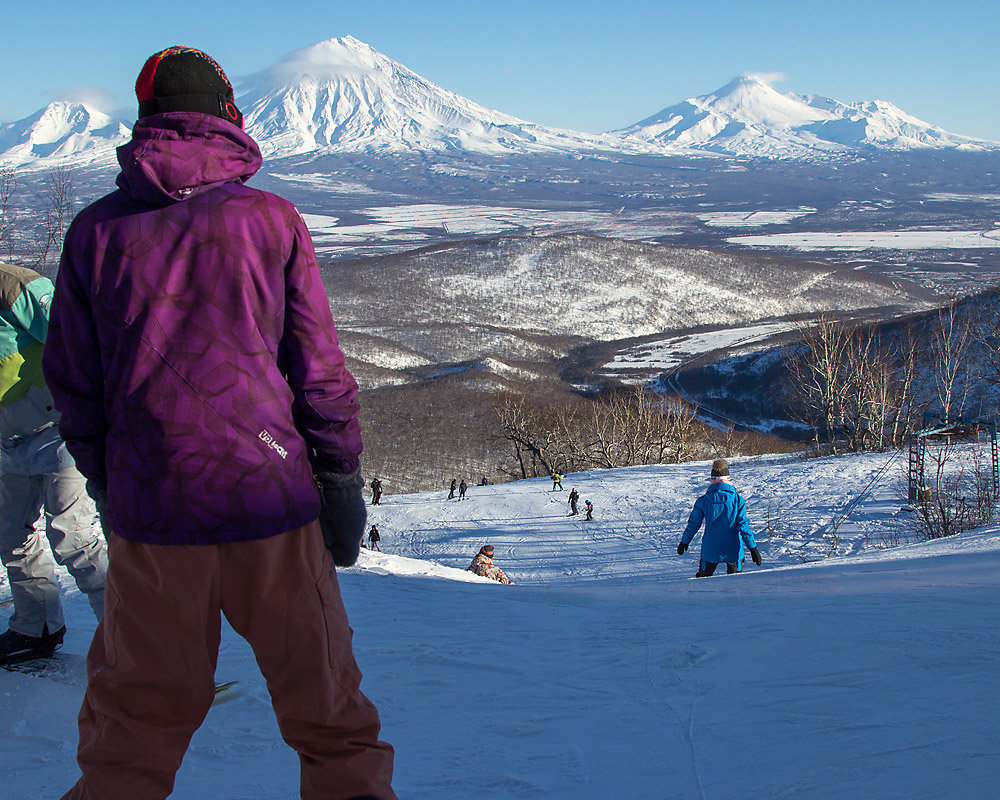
[238,37,637,158]
[0,101,129,167]
[618,73,999,157]
[4,450,1000,798]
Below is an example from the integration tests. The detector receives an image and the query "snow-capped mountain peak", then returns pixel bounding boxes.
[254,36,412,84]
[0,101,130,167]
[237,36,621,158]
[2,40,996,168]
[698,74,832,129]
[618,75,998,157]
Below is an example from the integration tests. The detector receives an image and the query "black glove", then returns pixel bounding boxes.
[677,541,688,555]
[750,546,762,566]
[86,480,110,532]
[315,466,367,567]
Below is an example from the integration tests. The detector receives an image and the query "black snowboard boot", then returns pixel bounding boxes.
[695,561,719,577]
[0,625,66,665]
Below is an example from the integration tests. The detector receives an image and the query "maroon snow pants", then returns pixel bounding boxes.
[60,523,395,800]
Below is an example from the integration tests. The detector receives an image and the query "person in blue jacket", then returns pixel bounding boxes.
[677,459,762,577]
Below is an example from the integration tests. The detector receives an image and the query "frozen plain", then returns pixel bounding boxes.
[2,450,999,799]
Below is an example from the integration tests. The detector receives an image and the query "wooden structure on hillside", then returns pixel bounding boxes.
[908,418,999,504]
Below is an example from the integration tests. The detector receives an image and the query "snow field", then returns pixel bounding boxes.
[728,229,1000,250]
[2,451,999,798]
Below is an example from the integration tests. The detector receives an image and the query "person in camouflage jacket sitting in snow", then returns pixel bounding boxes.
[466,544,513,584]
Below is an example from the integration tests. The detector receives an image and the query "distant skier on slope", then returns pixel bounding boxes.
[370,477,383,505]
[568,488,580,515]
[677,459,761,577]
[551,472,564,491]
[466,544,513,584]
[448,478,457,500]
[367,524,382,552]
[459,479,467,500]
[585,500,593,520]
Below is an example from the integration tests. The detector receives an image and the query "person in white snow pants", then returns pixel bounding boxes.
[0,262,106,665]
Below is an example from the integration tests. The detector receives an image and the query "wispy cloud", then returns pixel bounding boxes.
[739,72,786,86]
[49,86,117,111]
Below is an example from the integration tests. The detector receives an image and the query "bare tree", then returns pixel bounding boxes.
[494,391,559,479]
[931,300,972,424]
[495,385,704,476]
[887,322,923,447]
[913,436,995,539]
[784,313,854,452]
[839,324,877,451]
[974,293,1000,391]
[0,166,16,262]
[840,324,921,452]
[37,167,75,277]
[659,393,700,462]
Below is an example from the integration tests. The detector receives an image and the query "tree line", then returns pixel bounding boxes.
[492,385,783,480]
[782,294,1000,454]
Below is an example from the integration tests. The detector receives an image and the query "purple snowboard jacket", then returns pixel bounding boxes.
[43,113,362,545]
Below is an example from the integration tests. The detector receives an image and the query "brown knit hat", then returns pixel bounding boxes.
[710,459,729,477]
[479,545,494,556]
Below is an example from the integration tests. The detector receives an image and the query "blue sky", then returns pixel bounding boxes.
[3,0,997,140]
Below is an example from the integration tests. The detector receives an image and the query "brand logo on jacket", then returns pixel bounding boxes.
[258,429,288,459]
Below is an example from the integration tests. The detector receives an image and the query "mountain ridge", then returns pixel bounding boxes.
[617,73,997,157]
[1,41,996,168]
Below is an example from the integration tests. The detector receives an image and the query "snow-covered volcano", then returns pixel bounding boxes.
[0,101,129,167]
[617,73,998,157]
[2,44,996,167]
[237,36,629,158]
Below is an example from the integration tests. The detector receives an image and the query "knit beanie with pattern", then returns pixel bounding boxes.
[135,46,243,128]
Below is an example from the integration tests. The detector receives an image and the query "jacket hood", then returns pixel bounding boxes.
[116,112,262,206]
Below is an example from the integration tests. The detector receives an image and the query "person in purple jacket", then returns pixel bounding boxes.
[42,47,395,800]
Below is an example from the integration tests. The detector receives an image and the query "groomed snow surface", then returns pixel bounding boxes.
[3,451,999,798]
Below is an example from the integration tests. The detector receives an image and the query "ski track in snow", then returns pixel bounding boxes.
[3,451,1000,798]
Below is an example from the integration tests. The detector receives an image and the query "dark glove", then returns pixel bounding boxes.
[677,541,688,555]
[315,467,367,567]
[750,546,762,566]
[86,480,110,532]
